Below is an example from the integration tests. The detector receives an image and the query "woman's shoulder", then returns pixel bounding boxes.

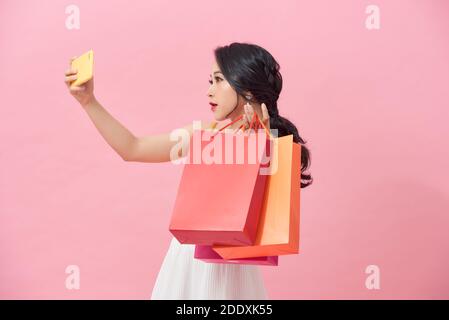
[180,119,218,134]
[197,120,218,130]
[209,120,218,129]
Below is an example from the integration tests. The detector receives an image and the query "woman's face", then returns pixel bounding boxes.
[207,61,244,121]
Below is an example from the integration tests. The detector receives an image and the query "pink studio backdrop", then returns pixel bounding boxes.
[1,0,449,299]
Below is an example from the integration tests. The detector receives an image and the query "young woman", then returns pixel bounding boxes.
[64,42,312,299]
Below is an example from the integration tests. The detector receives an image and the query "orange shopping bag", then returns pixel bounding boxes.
[169,114,272,246]
[212,132,301,259]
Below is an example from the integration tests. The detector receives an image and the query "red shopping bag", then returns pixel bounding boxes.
[194,245,278,266]
[169,113,272,246]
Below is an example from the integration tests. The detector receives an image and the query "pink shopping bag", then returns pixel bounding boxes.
[194,244,278,266]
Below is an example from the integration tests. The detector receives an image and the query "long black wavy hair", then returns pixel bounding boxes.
[214,42,313,188]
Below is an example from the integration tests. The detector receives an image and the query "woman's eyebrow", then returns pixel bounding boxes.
[209,71,223,76]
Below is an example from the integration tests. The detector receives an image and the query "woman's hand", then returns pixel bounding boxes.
[237,102,271,133]
[64,56,95,108]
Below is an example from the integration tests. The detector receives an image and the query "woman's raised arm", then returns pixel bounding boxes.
[65,55,212,163]
[126,120,212,163]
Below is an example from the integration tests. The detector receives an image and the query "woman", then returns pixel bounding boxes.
[64,42,312,299]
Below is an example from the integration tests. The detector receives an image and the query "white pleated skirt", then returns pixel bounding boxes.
[150,237,268,300]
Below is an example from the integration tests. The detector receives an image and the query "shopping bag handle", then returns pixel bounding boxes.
[211,111,273,139]
[214,114,245,134]
[247,112,273,138]
[210,114,243,140]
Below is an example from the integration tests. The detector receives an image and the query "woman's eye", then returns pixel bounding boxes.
[208,77,222,85]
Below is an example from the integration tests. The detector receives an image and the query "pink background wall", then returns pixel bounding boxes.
[1,0,448,299]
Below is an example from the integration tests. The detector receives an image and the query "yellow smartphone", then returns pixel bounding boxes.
[70,49,94,87]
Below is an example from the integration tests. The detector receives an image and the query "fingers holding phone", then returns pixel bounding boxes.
[64,51,95,107]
